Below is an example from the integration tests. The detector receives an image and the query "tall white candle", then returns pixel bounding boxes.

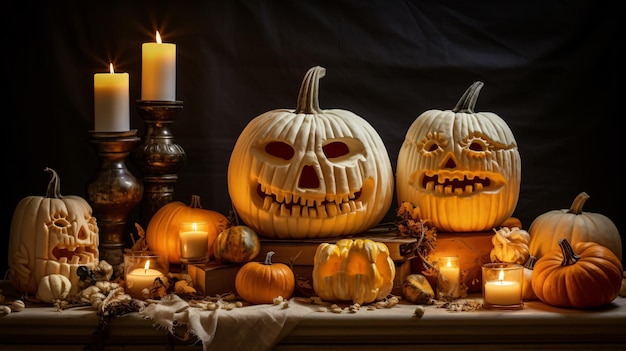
[141,31,176,101]
[94,63,130,132]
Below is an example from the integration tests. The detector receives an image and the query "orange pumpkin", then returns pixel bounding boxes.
[213,225,261,263]
[146,195,231,264]
[235,251,295,304]
[531,238,623,309]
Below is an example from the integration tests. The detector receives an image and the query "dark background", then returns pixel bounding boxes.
[3,0,623,276]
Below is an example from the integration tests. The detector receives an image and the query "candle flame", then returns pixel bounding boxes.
[109,63,115,74]
[498,269,504,281]
[192,222,197,232]
[446,258,452,268]
[144,259,151,273]
[156,31,162,44]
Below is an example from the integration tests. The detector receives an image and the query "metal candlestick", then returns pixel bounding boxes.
[86,130,144,278]
[132,100,186,229]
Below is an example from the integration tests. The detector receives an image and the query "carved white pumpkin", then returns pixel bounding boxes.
[227,66,394,238]
[396,82,521,232]
[8,168,99,295]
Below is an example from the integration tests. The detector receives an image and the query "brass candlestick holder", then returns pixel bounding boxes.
[87,130,143,278]
[133,100,186,229]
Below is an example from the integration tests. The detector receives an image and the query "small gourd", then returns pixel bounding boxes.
[402,273,435,304]
[521,255,538,301]
[312,238,396,305]
[490,227,531,264]
[235,251,295,305]
[213,225,261,263]
[36,274,72,303]
[531,238,622,309]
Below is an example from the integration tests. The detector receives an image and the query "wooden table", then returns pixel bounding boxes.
[1,280,624,351]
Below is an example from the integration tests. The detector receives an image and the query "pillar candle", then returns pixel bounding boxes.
[94,63,129,132]
[141,31,176,101]
[179,222,209,260]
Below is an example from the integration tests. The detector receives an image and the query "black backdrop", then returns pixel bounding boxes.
[3,0,623,276]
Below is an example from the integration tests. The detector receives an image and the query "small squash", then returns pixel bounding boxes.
[490,227,531,265]
[531,238,622,309]
[235,251,295,304]
[146,195,231,264]
[312,238,396,304]
[528,192,622,261]
[213,225,261,263]
[521,255,538,301]
[36,274,72,303]
[402,273,435,304]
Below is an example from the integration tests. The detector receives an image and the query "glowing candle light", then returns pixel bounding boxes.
[179,222,209,262]
[94,63,129,131]
[482,263,523,309]
[141,31,176,101]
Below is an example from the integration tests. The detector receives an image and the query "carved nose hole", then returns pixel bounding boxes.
[444,157,456,169]
[298,165,320,189]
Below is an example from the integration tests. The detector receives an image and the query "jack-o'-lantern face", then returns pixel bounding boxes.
[8,168,99,294]
[228,66,394,239]
[396,82,521,232]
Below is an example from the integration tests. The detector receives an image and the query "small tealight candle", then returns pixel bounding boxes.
[437,256,460,298]
[179,221,210,263]
[124,252,169,299]
[482,263,523,310]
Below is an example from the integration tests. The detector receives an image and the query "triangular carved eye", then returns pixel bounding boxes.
[265,141,294,160]
[323,141,349,159]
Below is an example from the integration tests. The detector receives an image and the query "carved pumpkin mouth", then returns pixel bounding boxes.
[420,171,504,196]
[256,184,363,217]
[51,245,98,264]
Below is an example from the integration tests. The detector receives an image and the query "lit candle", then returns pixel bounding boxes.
[179,222,209,261]
[141,31,176,101]
[484,269,522,306]
[437,256,460,297]
[94,63,129,132]
[125,259,165,298]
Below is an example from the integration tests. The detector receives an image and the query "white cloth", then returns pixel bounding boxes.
[139,294,314,351]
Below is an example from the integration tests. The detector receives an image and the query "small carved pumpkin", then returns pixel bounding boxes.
[235,251,295,304]
[490,227,531,264]
[528,191,622,261]
[227,66,394,239]
[532,238,622,309]
[396,81,521,232]
[312,238,396,304]
[8,168,99,295]
[146,195,231,264]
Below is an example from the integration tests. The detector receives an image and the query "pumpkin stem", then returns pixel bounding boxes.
[558,238,580,266]
[264,251,276,265]
[44,167,62,199]
[189,194,203,209]
[295,66,325,115]
[567,192,590,215]
[452,81,484,114]
[524,255,537,270]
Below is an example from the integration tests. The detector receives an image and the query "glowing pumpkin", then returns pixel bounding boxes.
[8,168,99,295]
[312,238,396,304]
[396,81,521,232]
[227,66,394,239]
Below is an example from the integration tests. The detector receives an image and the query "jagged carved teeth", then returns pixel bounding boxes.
[53,246,97,264]
[421,173,491,194]
[256,184,363,217]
